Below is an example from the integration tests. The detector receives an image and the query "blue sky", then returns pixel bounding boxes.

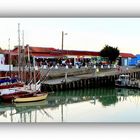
[0,18,140,54]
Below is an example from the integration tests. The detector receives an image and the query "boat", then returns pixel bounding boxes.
[0,88,36,102]
[13,93,48,103]
[115,74,140,89]
[115,74,130,88]
[0,77,24,89]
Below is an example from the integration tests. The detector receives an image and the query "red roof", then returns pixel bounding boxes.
[119,53,136,58]
[61,50,100,56]
[29,46,57,53]
[31,52,63,57]
[10,46,136,58]
[12,45,56,53]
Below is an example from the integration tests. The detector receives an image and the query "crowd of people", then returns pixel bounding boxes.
[33,57,119,70]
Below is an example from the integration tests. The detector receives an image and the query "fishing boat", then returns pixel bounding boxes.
[0,77,24,89]
[13,93,48,103]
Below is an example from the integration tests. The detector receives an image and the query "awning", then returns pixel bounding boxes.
[119,53,136,58]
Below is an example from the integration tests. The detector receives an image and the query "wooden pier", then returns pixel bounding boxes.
[41,69,140,92]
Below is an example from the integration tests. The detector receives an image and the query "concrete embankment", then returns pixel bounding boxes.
[42,67,116,79]
[41,67,140,92]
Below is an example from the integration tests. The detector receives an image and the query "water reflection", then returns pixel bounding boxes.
[0,88,140,122]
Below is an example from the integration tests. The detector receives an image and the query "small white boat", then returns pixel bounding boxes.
[13,93,48,103]
[115,74,130,87]
[115,74,140,89]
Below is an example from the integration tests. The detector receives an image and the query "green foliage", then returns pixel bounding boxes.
[98,95,118,106]
[100,45,120,64]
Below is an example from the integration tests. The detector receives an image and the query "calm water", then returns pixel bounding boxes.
[1,88,140,123]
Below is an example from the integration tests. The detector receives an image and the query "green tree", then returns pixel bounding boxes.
[100,45,120,64]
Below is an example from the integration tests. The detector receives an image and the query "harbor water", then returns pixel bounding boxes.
[1,87,140,123]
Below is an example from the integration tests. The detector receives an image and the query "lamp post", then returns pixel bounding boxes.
[61,31,67,50]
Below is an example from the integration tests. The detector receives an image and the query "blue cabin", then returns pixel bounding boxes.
[128,54,140,66]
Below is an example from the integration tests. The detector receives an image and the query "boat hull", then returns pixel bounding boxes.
[0,91,34,102]
[14,93,48,103]
[0,83,24,89]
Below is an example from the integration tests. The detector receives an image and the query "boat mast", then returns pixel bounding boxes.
[8,38,11,77]
[27,44,31,89]
[18,23,21,79]
[22,30,25,82]
[33,56,36,90]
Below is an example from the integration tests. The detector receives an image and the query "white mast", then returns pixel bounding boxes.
[8,38,11,77]
[18,23,21,79]
[22,30,25,82]
[33,56,36,90]
[27,44,31,89]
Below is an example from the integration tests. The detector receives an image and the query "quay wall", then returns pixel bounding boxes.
[41,69,140,92]
[42,67,114,79]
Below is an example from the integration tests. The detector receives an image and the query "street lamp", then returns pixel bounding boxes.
[61,31,68,50]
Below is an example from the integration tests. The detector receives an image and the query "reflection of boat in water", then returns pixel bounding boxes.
[0,105,13,116]
[12,98,53,122]
[0,88,123,122]
[13,100,47,113]
[13,93,48,103]
[14,99,47,108]
[116,88,140,98]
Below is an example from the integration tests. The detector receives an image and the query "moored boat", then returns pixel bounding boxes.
[0,88,37,102]
[0,77,24,89]
[115,74,130,88]
[0,82,24,89]
[13,93,48,103]
[115,74,140,89]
